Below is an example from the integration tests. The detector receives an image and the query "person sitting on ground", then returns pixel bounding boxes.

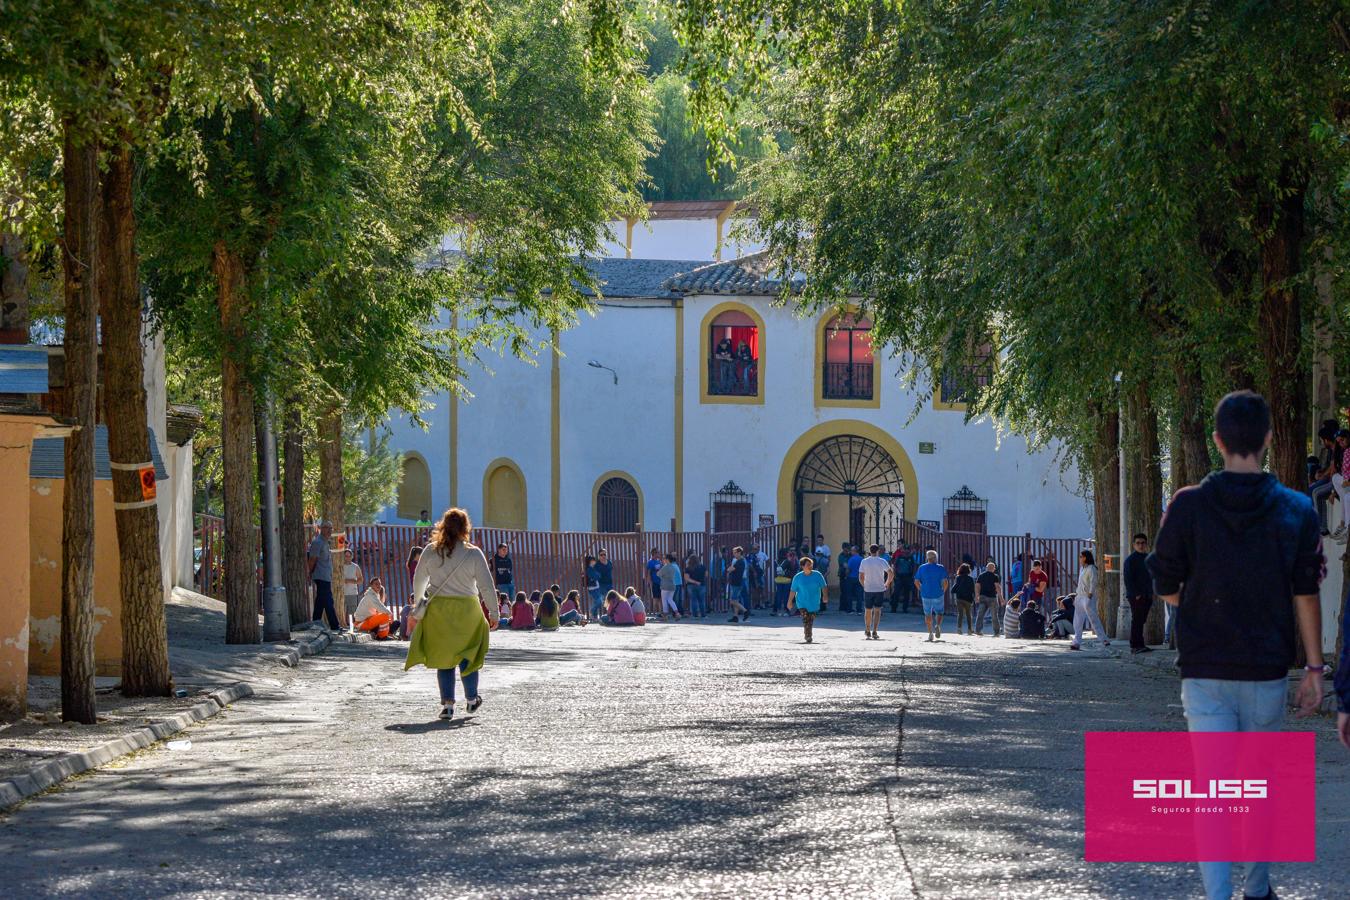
[558,589,584,626]
[536,590,561,631]
[1003,597,1023,639]
[496,592,511,629]
[628,589,648,626]
[1019,599,1046,639]
[1049,595,1074,638]
[354,577,397,639]
[510,591,537,630]
[600,589,636,626]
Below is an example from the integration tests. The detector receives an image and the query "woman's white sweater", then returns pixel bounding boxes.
[412,541,497,607]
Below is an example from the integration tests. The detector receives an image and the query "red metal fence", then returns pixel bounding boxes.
[195,515,1091,615]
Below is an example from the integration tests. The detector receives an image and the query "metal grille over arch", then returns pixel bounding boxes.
[794,435,906,549]
[596,476,640,533]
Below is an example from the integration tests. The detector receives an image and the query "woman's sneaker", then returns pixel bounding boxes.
[438,702,455,721]
[466,696,484,716]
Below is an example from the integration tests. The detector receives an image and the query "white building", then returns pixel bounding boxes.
[385,203,1091,545]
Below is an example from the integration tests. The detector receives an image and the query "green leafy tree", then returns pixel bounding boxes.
[141,0,654,641]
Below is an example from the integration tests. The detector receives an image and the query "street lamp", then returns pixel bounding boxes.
[588,359,618,385]
[1115,372,1127,640]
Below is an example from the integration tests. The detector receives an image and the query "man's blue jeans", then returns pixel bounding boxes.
[498,582,515,603]
[437,660,479,704]
[1181,677,1286,900]
[686,584,706,616]
[589,588,604,619]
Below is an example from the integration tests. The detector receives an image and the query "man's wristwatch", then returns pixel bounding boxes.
[1305,664,1326,673]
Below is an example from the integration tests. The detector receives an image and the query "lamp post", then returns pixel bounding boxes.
[1115,372,1128,639]
[587,359,618,385]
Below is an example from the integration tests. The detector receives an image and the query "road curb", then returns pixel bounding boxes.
[277,627,332,668]
[0,683,253,812]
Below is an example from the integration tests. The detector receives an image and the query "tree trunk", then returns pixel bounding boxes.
[1125,381,1165,646]
[1173,355,1212,489]
[1,226,30,337]
[59,124,99,724]
[1091,400,1121,638]
[1255,172,1308,489]
[318,405,345,620]
[318,403,345,531]
[215,242,259,644]
[99,144,172,696]
[281,397,309,626]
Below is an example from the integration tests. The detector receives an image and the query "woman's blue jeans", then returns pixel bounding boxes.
[686,584,706,616]
[437,660,479,704]
[774,582,790,613]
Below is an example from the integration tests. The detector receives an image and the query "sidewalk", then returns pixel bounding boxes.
[0,588,337,801]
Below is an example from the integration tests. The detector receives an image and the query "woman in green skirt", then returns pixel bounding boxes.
[405,508,499,721]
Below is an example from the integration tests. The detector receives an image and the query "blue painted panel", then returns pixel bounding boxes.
[0,346,49,393]
[30,426,170,481]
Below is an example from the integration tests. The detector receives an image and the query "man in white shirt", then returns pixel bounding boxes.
[814,535,831,561]
[858,544,893,640]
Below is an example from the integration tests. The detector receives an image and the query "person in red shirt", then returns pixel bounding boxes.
[1027,559,1050,606]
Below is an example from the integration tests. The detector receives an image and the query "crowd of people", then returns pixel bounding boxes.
[303,520,1113,646]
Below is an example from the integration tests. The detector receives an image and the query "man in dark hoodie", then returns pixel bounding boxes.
[1148,390,1325,900]
[1122,533,1154,653]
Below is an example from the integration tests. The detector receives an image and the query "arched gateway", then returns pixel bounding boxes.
[793,434,907,549]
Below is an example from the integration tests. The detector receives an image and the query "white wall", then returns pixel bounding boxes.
[382,292,1093,540]
[598,218,767,262]
[557,304,678,530]
[163,441,194,589]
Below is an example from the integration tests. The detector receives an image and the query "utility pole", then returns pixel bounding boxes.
[1115,373,1129,639]
[259,394,290,641]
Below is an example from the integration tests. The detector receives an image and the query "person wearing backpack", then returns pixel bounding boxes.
[774,549,796,615]
[892,542,915,613]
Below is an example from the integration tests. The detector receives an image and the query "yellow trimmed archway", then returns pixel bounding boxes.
[482,457,528,529]
[396,451,433,520]
[776,420,919,525]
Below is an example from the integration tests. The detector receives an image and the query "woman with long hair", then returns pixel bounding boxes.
[405,508,499,721]
[1069,549,1111,651]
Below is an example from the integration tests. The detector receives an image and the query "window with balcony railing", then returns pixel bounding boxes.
[822,314,874,400]
[938,348,994,406]
[708,310,759,397]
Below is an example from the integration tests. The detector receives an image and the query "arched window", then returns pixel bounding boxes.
[708,309,759,397]
[396,453,432,521]
[595,475,641,533]
[482,460,527,530]
[821,314,874,401]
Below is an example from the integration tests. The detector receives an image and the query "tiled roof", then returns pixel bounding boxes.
[30,425,170,481]
[663,252,793,296]
[578,258,705,300]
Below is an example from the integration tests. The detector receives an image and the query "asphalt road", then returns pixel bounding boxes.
[1,612,1345,899]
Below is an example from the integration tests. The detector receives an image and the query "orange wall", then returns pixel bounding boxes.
[0,421,37,718]
[28,478,123,677]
